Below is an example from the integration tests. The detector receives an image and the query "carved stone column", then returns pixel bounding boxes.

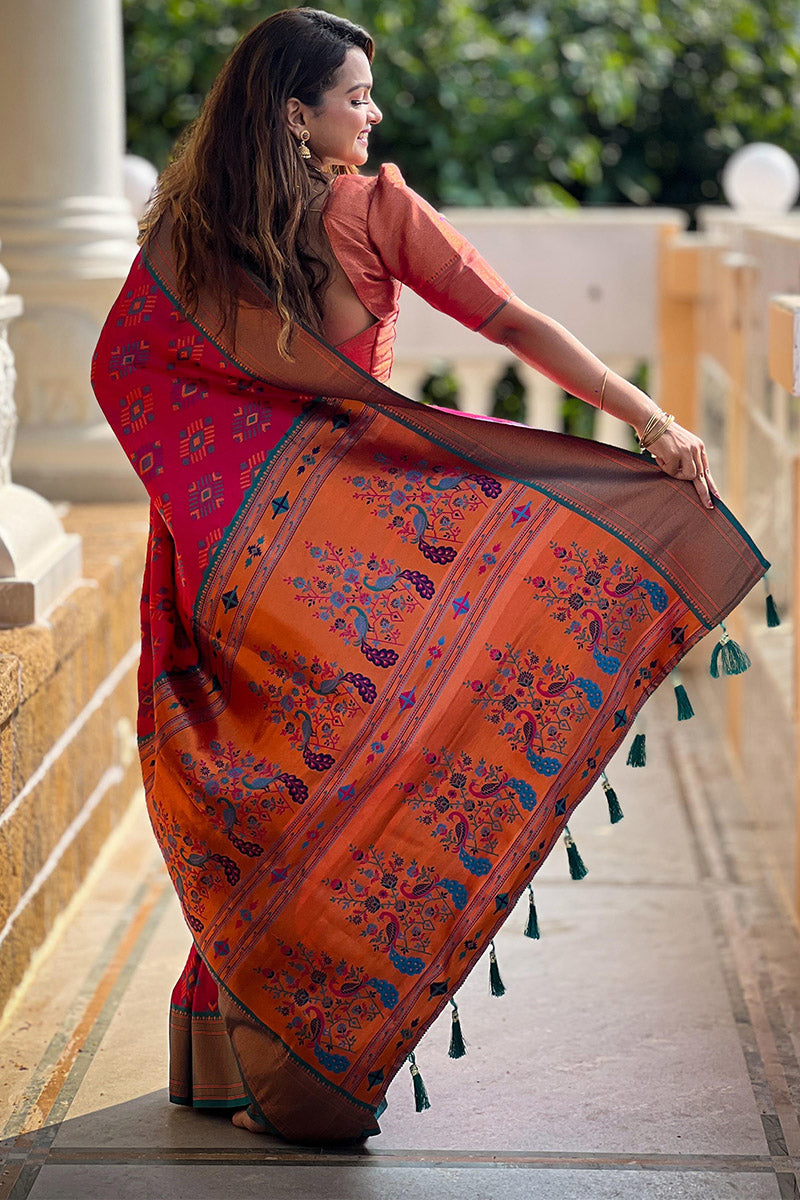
[0,0,143,501]
[0,251,82,626]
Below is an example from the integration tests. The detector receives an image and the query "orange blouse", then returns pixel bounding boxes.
[322,163,513,381]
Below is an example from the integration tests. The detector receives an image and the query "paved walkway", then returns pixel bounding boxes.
[1,682,799,1199]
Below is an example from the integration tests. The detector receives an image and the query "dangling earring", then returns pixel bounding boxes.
[298,130,311,159]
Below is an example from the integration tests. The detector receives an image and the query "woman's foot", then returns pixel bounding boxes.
[232,1107,267,1133]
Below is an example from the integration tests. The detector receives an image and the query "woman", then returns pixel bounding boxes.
[92,8,766,1143]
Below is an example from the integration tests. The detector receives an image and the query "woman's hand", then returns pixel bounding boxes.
[482,303,722,509]
[646,421,720,509]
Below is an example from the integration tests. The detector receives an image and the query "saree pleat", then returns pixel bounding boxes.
[169,946,247,1109]
[92,185,767,1143]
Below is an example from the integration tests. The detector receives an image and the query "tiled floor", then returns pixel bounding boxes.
[1,684,799,1199]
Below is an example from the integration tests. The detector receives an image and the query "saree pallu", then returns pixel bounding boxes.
[92,218,767,1143]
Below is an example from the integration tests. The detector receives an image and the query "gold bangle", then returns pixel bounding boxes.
[639,410,665,446]
[598,367,609,412]
[639,410,663,445]
[640,412,675,451]
[647,414,674,447]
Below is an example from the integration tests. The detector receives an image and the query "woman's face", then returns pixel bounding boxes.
[292,47,382,168]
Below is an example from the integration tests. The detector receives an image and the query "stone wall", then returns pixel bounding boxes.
[0,503,148,1014]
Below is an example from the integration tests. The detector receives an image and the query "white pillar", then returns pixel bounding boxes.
[0,248,82,626]
[0,0,142,501]
[389,362,426,403]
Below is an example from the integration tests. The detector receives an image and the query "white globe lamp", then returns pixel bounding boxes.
[123,154,159,221]
[721,143,799,214]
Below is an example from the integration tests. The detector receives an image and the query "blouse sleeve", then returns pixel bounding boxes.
[366,163,513,332]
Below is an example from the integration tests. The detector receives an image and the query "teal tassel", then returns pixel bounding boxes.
[448,999,467,1059]
[524,883,541,939]
[602,772,624,824]
[766,593,781,627]
[408,1053,431,1111]
[674,681,695,721]
[488,940,506,996]
[763,575,781,627]
[564,825,588,880]
[709,623,751,677]
[626,731,647,767]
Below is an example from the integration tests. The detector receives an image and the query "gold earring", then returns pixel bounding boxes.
[298,130,311,159]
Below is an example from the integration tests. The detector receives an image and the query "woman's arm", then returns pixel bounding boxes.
[483,296,719,509]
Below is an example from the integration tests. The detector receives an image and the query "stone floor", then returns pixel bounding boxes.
[1,684,799,1200]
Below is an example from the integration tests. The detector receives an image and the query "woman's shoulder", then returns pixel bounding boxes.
[330,163,409,205]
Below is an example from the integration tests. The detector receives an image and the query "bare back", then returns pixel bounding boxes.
[302,207,376,347]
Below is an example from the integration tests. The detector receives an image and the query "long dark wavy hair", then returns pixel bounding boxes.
[140,8,374,357]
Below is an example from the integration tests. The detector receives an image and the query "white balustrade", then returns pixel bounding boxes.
[0,246,81,626]
[391,207,685,440]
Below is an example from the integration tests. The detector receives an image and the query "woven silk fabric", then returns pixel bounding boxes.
[92,170,767,1142]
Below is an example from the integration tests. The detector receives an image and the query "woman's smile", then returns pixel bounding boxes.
[294,47,382,168]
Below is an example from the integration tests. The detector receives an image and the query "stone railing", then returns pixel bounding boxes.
[658,212,800,912]
[392,206,687,448]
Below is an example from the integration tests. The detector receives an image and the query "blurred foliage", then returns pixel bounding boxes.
[403,358,652,432]
[562,390,597,438]
[491,363,527,422]
[420,361,461,409]
[124,0,800,212]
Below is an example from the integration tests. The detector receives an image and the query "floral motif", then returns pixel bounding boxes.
[180,740,308,853]
[248,645,376,771]
[346,453,501,564]
[526,540,669,674]
[254,939,399,1074]
[288,543,434,669]
[324,847,468,976]
[148,795,242,932]
[465,643,603,776]
[399,747,539,876]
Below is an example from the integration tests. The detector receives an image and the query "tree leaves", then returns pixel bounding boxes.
[123,0,800,214]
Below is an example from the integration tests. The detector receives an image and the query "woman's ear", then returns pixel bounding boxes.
[285,97,307,139]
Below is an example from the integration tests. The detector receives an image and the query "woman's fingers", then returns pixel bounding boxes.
[692,470,713,508]
[649,422,717,508]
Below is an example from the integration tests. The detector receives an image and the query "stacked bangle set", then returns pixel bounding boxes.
[638,410,675,451]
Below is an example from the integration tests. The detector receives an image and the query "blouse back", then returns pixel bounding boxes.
[322,164,512,381]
